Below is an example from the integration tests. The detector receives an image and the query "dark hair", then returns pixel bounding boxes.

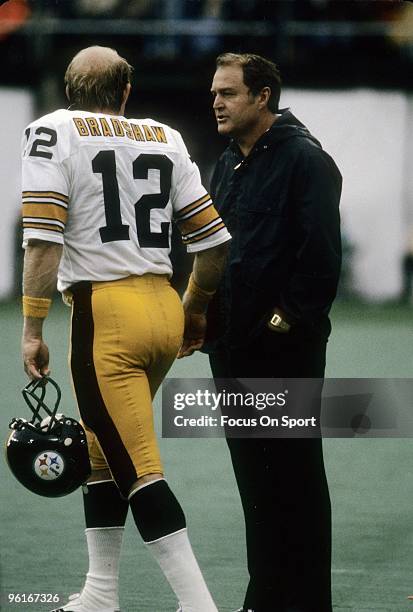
[216,53,281,113]
[65,48,133,112]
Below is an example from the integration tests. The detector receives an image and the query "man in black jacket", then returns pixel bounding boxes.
[207,53,342,612]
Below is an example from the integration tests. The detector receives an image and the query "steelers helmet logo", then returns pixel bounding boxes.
[33,451,65,480]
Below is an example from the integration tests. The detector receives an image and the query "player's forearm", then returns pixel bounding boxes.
[22,241,63,335]
[23,241,62,297]
[192,242,229,292]
[183,241,229,313]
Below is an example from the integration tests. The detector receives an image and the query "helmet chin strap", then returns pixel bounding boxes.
[22,376,62,433]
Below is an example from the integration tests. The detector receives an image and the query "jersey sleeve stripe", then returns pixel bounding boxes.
[182,217,223,240]
[23,222,64,234]
[175,193,211,218]
[22,191,69,203]
[22,203,68,225]
[182,221,226,245]
[177,204,220,236]
[23,217,65,230]
[176,199,212,222]
[22,198,68,209]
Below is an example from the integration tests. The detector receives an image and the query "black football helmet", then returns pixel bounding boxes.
[6,376,91,497]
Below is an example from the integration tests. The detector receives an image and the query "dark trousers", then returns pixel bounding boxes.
[209,331,332,612]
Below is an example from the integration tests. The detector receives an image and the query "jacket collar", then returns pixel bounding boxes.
[229,109,320,160]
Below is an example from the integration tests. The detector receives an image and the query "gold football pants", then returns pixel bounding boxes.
[69,274,184,498]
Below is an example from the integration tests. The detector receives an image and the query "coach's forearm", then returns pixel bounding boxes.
[183,241,229,313]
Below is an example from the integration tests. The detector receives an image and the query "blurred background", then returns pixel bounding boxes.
[1,0,413,301]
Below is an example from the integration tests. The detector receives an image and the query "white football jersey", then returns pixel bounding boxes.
[21,108,230,292]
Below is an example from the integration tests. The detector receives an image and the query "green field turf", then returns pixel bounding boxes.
[1,299,413,611]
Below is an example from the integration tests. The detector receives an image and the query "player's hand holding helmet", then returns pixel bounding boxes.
[5,376,91,497]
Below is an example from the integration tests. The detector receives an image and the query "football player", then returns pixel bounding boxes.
[21,46,230,612]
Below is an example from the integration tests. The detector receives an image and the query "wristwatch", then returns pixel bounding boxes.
[267,310,291,333]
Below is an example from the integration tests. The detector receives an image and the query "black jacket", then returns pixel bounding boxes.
[205,110,342,351]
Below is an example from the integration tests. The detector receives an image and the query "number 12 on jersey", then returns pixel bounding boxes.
[92,150,173,248]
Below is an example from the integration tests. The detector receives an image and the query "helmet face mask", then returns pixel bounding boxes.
[6,377,91,497]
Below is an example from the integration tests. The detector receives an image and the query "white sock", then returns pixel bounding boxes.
[77,526,124,611]
[146,528,217,612]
